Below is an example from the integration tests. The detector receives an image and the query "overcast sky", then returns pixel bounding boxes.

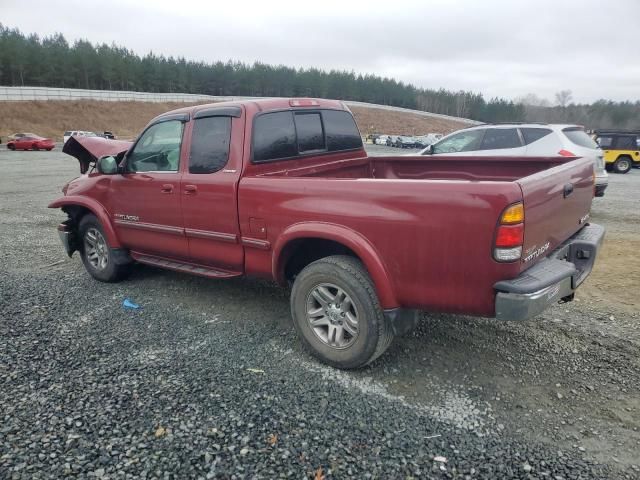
[2,0,639,103]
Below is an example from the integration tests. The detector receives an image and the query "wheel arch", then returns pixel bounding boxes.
[48,196,121,247]
[273,222,398,309]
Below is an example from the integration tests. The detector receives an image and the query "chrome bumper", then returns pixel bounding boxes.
[494,223,605,321]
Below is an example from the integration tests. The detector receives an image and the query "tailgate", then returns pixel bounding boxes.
[518,157,594,272]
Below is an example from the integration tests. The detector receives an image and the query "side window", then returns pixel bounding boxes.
[615,136,636,150]
[189,116,231,174]
[521,128,552,145]
[432,130,484,154]
[295,112,325,152]
[597,136,612,148]
[323,110,363,151]
[480,128,521,150]
[253,111,297,162]
[127,120,184,172]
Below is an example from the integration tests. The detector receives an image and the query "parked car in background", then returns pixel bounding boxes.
[7,132,34,141]
[374,134,389,145]
[386,135,399,147]
[7,134,55,151]
[419,123,609,197]
[593,130,640,174]
[395,136,419,148]
[63,131,98,144]
[416,133,443,148]
[100,131,116,140]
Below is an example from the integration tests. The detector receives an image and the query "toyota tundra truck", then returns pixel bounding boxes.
[49,98,604,368]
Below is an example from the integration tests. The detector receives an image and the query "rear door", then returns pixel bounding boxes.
[181,108,244,272]
[517,157,594,271]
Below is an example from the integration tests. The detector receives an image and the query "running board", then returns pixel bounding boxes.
[131,252,241,279]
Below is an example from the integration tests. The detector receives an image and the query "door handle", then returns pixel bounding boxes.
[161,184,174,193]
[563,183,574,198]
[184,184,197,194]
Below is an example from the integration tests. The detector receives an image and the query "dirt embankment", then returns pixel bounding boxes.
[0,101,198,141]
[0,100,469,141]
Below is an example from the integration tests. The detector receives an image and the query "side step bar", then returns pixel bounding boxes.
[131,252,241,279]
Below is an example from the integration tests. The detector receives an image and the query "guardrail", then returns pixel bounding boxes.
[0,86,478,124]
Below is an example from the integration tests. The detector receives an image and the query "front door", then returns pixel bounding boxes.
[181,113,244,272]
[110,119,189,259]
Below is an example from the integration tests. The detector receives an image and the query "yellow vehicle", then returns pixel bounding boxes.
[594,130,640,174]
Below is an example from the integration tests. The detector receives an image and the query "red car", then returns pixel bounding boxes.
[7,134,55,151]
[50,98,603,368]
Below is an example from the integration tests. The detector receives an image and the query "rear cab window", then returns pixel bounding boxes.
[562,128,597,149]
[252,109,362,163]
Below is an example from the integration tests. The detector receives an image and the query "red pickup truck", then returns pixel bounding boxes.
[50,98,604,368]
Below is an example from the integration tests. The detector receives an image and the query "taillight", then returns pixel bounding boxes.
[495,224,524,247]
[558,149,576,157]
[494,202,524,262]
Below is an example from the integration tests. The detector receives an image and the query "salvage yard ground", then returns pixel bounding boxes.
[0,147,639,479]
[0,100,469,142]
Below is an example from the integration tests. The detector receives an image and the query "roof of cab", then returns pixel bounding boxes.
[150,98,349,124]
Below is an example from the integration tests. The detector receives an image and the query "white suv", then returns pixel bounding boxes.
[419,124,608,197]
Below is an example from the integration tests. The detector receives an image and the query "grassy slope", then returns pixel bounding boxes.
[0,100,469,142]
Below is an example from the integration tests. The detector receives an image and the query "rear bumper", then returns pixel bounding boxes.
[494,223,605,321]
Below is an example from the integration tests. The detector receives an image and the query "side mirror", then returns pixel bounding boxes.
[97,155,118,174]
[424,144,434,155]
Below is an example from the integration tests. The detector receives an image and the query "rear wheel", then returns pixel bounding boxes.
[79,214,130,282]
[290,255,393,369]
[613,156,632,174]
[8,144,15,151]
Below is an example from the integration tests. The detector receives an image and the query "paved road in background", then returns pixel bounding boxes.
[1,148,638,479]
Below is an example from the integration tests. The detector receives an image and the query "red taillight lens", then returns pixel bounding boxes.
[495,224,524,248]
[558,149,576,157]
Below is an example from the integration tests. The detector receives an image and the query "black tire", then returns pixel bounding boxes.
[8,144,15,151]
[290,255,393,369]
[79,214,129,282]
[613,156,632,174]
[32,143,39,151]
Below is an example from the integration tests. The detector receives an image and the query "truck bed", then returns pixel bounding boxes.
[241,154,595,316]
[257,155,568,182]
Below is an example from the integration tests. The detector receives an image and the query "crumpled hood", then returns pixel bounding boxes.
[62,136,133,174]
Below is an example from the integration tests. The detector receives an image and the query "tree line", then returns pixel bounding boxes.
[1,24,637,129]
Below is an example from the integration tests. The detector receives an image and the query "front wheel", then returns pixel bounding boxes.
[79,214,130,282]
[613,156,632,174]
[290,255,393,369]
[32,143,39,151]
[8,144,15,151]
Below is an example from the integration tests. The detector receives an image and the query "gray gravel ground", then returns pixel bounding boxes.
[1,147,638,479]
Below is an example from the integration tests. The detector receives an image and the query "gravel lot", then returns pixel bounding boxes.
[1,146,638,479]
